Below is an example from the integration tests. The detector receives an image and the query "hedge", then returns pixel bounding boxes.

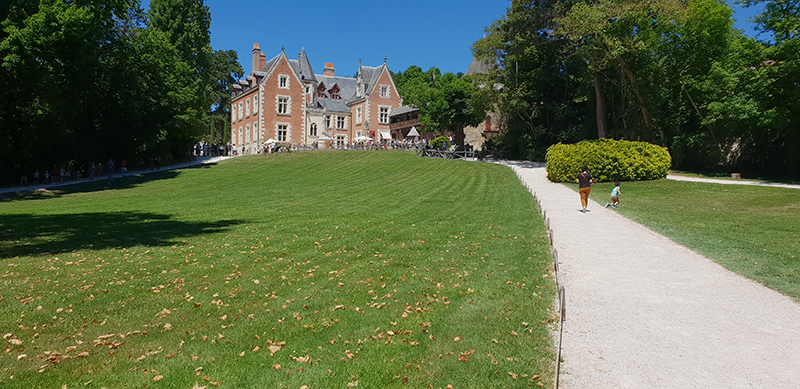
[545,139,671,183]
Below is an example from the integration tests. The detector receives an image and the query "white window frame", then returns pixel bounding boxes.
[246,98,251,118]
[238,102,243,120]
[336,116,345,129]
[279,75,290,89]
[253,123,258,142]
[277,96,290,115]
[246,124,251,143]
[324,115,331,129]
[231,105,237,124]
[356,106,362,124]
[277,123,288,142]
[253,95,259,113]
[310,123,317,137]
[379,106,390,124]
[238,126,243,144]
[380,85,389,98]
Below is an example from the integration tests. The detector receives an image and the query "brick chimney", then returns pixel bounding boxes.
[323,62,335,77]
[252,43,261,74]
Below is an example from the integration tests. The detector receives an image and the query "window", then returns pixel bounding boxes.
[253,123,258,140]
[324,115,331,129]
[330,85,340,100]
[253,95,259,113]
[246,99,251,117]
[336,135,346,149]
[277,124,287,142]
[337,116,345,129]
[379,106,389,124]
[279,75,289,89]
[380,85,389,98]
[277,96,289,115]
[238,127,243,144]
[238,102,243,120]
[356,107,362,124]
[246,124,251,143]
[231,105,237,123]
[310,123,317,137]
[317,84,326,98]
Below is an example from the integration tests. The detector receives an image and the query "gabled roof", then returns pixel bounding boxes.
[289,47,316,82]
[358,64,388,96]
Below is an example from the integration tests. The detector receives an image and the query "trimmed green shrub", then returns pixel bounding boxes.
[430,136,449,149]
[546,139,671,182]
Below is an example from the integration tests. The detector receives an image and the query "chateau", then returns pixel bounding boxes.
[231,44,403,153]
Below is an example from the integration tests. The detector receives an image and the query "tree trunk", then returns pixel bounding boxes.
[595,74,607,139]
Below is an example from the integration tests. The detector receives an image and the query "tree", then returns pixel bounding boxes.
[419,74,488,147]
[148,0,213,155]
[207,49,244,143]
[392,67,488,148]
[472,0,589,160]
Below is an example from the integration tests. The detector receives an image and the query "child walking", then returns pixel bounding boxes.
[605,182,621,208]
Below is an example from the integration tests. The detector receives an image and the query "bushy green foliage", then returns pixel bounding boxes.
[430,135,449,149]
[546,139,671,182]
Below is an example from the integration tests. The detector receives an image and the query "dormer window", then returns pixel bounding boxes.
[330,85,340,100]
[380,85,389,98]
[279,75,289,89]
[317,83,327,99]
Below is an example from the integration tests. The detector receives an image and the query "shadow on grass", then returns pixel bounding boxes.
[0,164,217,203]
[0,211,243,259]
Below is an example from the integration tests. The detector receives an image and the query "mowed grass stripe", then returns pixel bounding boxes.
[0,151,555,388]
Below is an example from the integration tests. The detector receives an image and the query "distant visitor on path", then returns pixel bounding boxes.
[605,182,621,209]
[576,166,593,213]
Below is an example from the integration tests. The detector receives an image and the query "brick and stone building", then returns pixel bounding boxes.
[231,45,403,153]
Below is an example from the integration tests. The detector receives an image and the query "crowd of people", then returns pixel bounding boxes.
[193,142,230,157]
[17,158,129,187]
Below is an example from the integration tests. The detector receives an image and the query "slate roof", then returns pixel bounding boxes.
[465,57,494,76]
[358,64,386,95]
[315,74,357,103]
[289,47,316,82]
[390,105,418,117]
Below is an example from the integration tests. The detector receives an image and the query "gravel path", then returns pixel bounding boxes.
[505,162,800,389]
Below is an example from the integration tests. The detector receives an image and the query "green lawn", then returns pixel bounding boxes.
[0,151,555,388]
[588,180,800,300]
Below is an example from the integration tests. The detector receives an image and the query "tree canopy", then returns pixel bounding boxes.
[0,0,241,184]
[472,0,800,177]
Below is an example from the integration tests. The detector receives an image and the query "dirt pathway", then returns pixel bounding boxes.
[506,162,800,388]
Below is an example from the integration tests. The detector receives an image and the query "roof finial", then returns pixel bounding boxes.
[384,56,387,65]
[281,45,285,53]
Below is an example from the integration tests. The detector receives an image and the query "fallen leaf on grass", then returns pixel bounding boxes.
[191,383,207,389]
[273,363,281,370]
[153,375,164,381]
[453,337,462,342]
[508,331,518,336]
[291,355,310,363]
[509,372,518,380]
[347,381,359,387]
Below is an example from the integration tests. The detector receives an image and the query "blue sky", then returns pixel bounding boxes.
[142,1,766,77]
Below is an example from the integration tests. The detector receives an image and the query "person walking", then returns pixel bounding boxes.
[576,165,593,213]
